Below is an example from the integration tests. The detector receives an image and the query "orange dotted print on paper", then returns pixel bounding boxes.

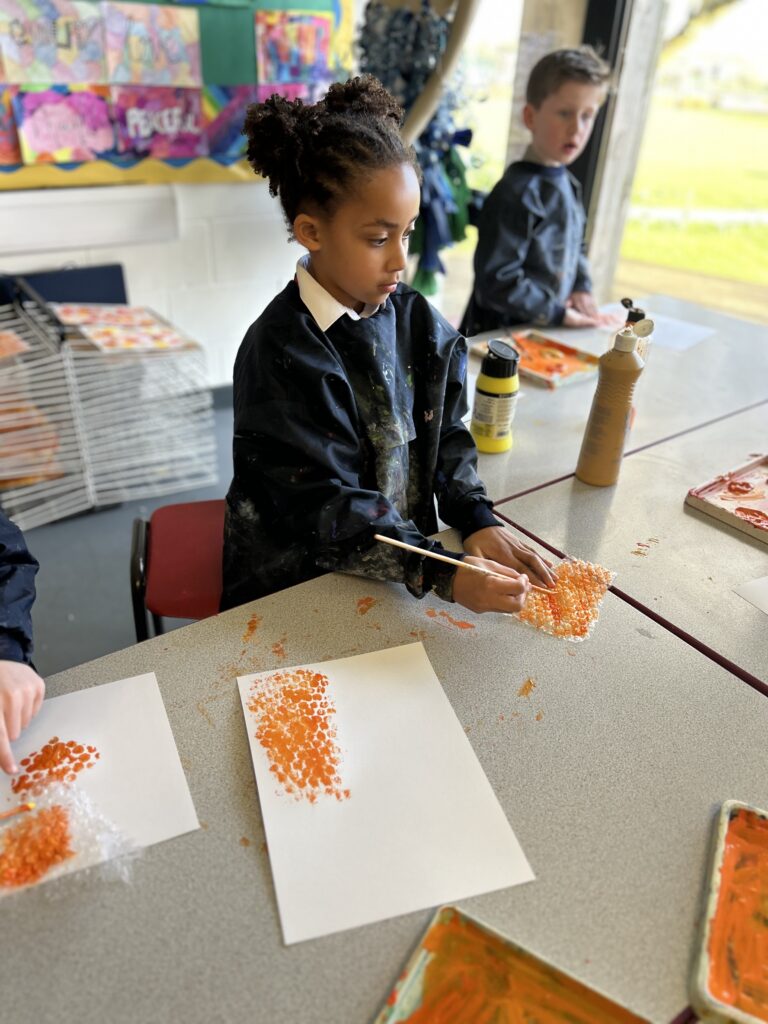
[356,597,377,616]
[517,559,614,640]
[0,805,75,889]
[247,669,349,804]
[11,737,101,796]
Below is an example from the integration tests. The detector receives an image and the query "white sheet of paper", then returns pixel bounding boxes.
[1,673,198,893]
[733,575,768,617]
[238,643,534,944]
[600,304,716,351]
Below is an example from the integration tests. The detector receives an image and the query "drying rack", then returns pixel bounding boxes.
[0,276,217,531]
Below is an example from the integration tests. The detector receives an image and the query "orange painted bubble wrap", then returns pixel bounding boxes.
[517,558,615,641]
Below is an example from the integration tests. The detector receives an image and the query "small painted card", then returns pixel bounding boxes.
[686,454,768,545]
[0,673,199,897]
[111,85,206,158]
[509,332,599,388]
[255,9,333,86]
[0,86,21,164]
[103,1,201,87]
[12,85,114,164]
[238,643,534,945]
[0,0,106,84]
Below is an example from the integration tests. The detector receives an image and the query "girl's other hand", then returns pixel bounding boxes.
[464,526,557,590]
[452,557,531,614]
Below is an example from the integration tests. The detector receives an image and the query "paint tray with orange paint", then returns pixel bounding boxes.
[375,905,649,1024]
[508,331,600,388]
[691,800,768,1024]
[685,454,768,546]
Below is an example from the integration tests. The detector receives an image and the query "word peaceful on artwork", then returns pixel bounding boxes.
[125,104,196,139]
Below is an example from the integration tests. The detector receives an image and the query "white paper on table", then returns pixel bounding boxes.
[238,643,535,945]
[600,304,716,350]
[733,575,768,617]
[0,673,199,893]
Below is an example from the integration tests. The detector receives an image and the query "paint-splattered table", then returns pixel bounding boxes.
[470,295,768,503]
[494,403,768,685]
[4,547,768,1024]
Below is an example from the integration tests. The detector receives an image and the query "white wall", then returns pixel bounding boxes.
[0,181,301,388]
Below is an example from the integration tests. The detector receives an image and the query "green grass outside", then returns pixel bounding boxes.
[621,220,768,287]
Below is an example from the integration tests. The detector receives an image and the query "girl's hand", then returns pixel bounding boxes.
[0,661,45,775]
[464,526,557,591]
[452,556,531,614]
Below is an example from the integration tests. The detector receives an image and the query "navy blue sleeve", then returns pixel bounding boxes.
[473,181,566,326]
[0,512,38,664]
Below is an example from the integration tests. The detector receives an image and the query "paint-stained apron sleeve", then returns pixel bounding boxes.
[0,512,39,665]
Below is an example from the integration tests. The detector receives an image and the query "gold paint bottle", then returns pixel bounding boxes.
[575,327,645,486]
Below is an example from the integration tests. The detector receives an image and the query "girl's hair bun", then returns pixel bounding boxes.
[242,94,304,190]
[323,73,404,126]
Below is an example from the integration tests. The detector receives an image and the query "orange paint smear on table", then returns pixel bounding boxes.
[247,668,349,804]
[271,637,287,658]
[242,614,262,643]
[518,559,613,639]
[425,608,475,630]
[0,805,75,889]
[357,596,377,615]
[11,737,100,796]
[397,908,645,1024]
[706,808,768,1020]
[518,678,536,698]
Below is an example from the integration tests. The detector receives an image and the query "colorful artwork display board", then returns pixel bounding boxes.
[0,0,106,84]
[12,84,114,163]
[237,643,534,945]
[255,9,332,87]
[0,673,199,896]
[111,85,205,158]
[103,1,201,87]
[202,84,258,160]
[0,86,21,163]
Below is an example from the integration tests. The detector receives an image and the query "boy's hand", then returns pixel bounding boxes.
[563,306,601,328]
[464,526,556,590]
[452,557,531,614]
[0,661,45,775]
[568,291,600,319]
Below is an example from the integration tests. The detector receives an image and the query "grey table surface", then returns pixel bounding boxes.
[471,295,768,503]
[495,404,768,683]
[3,537,768,1024]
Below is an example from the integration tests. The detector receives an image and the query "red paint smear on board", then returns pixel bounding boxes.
[242,614,262,643]
[734,506,768,530]
[247,668,350,804]
[12,737,100,796]
[706,808,768,1020]
[394,908,646,1023]
[425,608,474,630]
[0,805,75,889]
[356,596,377,615]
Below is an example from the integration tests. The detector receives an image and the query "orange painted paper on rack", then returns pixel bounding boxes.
[246,668,349,804]
[517,558,614,640]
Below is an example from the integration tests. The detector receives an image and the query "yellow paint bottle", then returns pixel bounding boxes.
[470,339,519,454]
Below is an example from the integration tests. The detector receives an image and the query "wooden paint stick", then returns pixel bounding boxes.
[0,801,36,824]
[373,534,553,593]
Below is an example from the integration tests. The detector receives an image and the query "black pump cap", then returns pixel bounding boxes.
[481,339,519,378]
[620,297,645,322]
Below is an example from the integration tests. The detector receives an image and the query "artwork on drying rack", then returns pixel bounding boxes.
[50,303,160,328]
[110,86,207,159]
[12,84,114,164]
[0,673,199,896]
[255,9,333,88]
[237,643,534,945]
[78,323,191,351]
[0,0,106,85]
[0,329,29,359]
[102,1,201,87]
[0,87,22,164]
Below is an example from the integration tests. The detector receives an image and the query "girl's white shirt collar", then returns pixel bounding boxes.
[295,256,380,331]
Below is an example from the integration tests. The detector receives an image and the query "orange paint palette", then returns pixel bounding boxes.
[509,331,599,388]
[692,800,768,1024]
[375,905,648,1023]
[686,455,768,546]
[517,558,615,642]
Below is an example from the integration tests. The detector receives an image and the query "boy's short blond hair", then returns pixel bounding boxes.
[526,46,612,108]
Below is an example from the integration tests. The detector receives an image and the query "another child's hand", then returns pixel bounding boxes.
[464,526,556,590]
[452,557,531,614]
[0,661,45,774]
[563,305,600,328]
[567,291,600,319]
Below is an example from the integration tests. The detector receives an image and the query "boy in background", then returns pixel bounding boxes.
[461,47,618,336]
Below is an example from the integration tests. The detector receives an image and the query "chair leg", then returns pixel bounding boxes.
[130,517,150,643]
[151,613,164,636]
